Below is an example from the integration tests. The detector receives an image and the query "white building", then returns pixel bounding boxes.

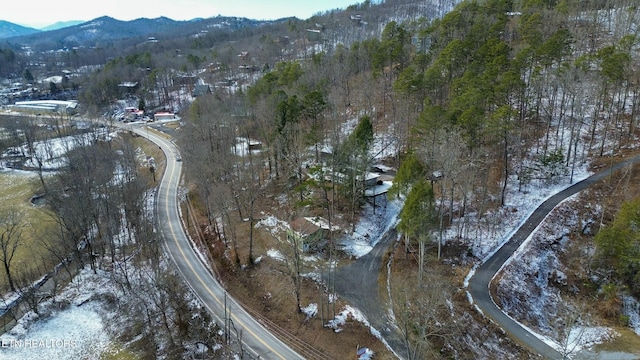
[8,100,79,116]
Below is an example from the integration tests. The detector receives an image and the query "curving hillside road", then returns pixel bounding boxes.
[137,127,304,360]
[468,154,640,359]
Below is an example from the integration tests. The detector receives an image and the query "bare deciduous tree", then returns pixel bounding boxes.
[392,270,459,360]
[0,207,24,292]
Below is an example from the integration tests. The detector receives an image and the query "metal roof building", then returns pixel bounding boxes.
[7,100,79,115]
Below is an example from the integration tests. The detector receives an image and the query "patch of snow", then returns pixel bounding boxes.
[302,272,321,282]
[0,303,112,360]
[328,293,337,304]
[338,199,402,258]
[565,326,619,355]
[301,303,318,320]
[267,248,285,262]
[623,295,640,336]
[231,137,263,157]
[325,305,399,358]
[303,255,319,262]
[305,216,339,231]
[256,215,291,238]
[357,347,375,360]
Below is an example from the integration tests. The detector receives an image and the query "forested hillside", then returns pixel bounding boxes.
[172,0,640,358]
[2,0,640,358]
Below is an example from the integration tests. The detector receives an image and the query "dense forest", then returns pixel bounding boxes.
[1,0,640,358]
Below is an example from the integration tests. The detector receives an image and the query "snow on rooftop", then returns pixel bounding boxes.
[304,216,339,231]
[364,180,393,197]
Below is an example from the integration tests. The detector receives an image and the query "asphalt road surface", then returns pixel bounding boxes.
[469,154,640,359]
[138,128,304,360]
[333,227,411,359]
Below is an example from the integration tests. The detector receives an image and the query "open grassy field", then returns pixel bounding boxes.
[0,171,57,292]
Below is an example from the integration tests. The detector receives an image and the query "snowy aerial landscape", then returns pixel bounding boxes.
[2,0,640,359]
[0,102,633,359]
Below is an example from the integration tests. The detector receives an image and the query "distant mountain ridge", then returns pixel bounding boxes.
[40,20,85,32]
[0,15,283,49]
[0,20,40,39]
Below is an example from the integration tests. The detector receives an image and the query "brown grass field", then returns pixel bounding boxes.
[0,171,56,292]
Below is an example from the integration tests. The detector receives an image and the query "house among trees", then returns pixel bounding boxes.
[177,74,197,87]
[215,78,234,88]
[306,28,323,41]
[192,84,212,97]
[206,62,222,73]
[289,217,339,252]
[364,172,394,212]
[118,81,139,95]
[350,14,367,26]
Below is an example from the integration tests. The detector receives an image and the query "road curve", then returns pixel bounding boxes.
[468,154,640,359]
[138,128,304,360]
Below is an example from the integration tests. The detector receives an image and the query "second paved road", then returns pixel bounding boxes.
[469,155,640,359]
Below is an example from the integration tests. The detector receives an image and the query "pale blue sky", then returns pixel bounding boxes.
[7,0,364,29]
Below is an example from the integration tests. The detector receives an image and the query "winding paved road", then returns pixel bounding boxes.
[138,127,304,360]
[469,154,640,359]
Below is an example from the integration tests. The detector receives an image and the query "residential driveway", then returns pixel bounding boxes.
[333,227,409,358]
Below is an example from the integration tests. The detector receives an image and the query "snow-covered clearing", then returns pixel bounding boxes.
[0,305,111,359]
[0,269,115,360]
[1,128,112,171]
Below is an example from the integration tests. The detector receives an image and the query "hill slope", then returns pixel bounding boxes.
[0,20,39,39]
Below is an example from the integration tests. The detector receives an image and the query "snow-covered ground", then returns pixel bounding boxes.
[0,127,112,171]
[4,120,637,360]
[0,269,115,360]
[338,198,402,258]
[0,128,163,360]
[0,304,111,360]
